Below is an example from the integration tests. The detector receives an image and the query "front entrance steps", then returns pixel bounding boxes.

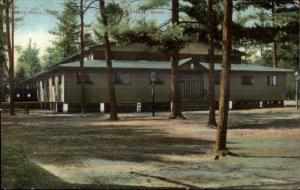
[181,97,209,111]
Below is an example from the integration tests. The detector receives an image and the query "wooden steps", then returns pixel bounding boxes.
[181,97,209,111]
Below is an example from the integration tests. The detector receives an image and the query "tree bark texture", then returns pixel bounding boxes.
[272,0,278,68]
[207,0,217,126]
[5,0,15,116]
[99,0,118,121]
[169,0,184,119]
[216,0,233,152]
[0,5,4,114]
[79,0,86,113]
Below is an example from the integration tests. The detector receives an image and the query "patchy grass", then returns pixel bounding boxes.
[1,108,300,189]
[1,144,163,189]
[1,143,69,189]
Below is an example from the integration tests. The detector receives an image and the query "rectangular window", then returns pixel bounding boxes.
[115,72,130,85]
[149,72,165,85]
[215,72,220,85]
[76,72,94,84]
[267,75,277,86]
[241,75,254,85]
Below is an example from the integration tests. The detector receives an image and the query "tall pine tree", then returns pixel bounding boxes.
[68,0,96,113]
[4,0,15,116]
[44,0,79,68]
[98,0,119,121]
[235,0,299,68]
[216,0,233,154]
[0,2,4,114]
[182,0,223,125]
[169,0,185,119]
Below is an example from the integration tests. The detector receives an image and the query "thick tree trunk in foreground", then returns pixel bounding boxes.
[216,0,232,152]
[272,0,278,68]
[169,0,184,119]
[207,0,217,126]
[79,1,86,113]
[5,1,15,116]
[99,0,118,121]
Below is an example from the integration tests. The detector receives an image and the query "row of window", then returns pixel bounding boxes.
[76,72,166,85]
[75,72,279,86]
[215,74,278,86]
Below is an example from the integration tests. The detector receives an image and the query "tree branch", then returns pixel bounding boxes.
[83,0,97,14]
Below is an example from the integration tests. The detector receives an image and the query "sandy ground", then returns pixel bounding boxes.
[2,107,300,189]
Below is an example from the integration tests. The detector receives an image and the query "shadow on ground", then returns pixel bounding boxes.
[2,144,188,189]
[230,118,300,129]
[2,115,214,164]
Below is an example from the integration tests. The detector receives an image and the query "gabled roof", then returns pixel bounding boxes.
[199,63,294,73]
[59,42,245,65]
[59,44,104,64]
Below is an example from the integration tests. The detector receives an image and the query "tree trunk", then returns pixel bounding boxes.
[99,0,118,121]
[207,0,217,126]
[272,0,278,68]
[5,0,15,116]
[1,5,4,122]
[79,1,86,113]
[216,0,232,153]
[169,0,184,119]
[12,0,14,77]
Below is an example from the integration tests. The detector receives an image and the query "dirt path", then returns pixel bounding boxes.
[2,108,300,189]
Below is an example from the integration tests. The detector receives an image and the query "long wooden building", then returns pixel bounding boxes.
[22,42,293,113]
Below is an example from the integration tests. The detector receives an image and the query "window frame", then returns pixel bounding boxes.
[114,72,131,85]
[267,75,278,86]
[241,75,254,86]
[76,72,94,84]
[149,72,166,85]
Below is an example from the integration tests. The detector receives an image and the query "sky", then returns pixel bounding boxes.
[15,0,64,54]
[14,0,255,65]
[14,0,171,63]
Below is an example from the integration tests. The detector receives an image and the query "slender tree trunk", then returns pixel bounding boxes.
[5,0,15,116]
[216,0,232,153]
[272,0,278,68]
[207,0,217,126]
[1,5,4,121]
[99,0,118,121]
[79,1,86,113]
[11,0,14,75]
[169,0,184,119]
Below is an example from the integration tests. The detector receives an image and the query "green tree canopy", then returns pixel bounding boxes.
[93,2,130,44]
[16,40,42,80]
[50,0,79,57]
[43,0,79,68]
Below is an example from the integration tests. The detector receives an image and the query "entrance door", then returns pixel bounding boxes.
[179,74,204,97]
